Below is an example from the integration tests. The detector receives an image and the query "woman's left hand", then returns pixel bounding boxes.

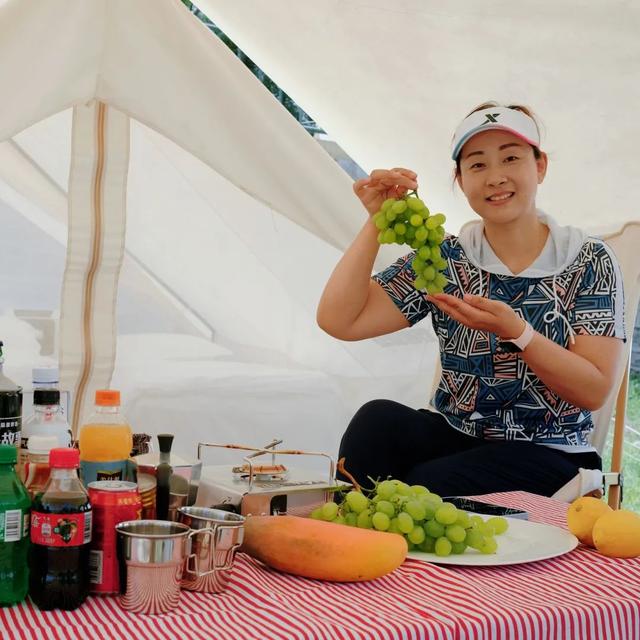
[427,293,526,339]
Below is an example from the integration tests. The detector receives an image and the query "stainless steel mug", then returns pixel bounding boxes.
[177,507,245,593]
[116,520,212,615]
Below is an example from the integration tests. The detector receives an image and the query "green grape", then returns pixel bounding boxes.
[422,502,437,520]
[451,541,468,554]
[383,228,396,243]
[408,525,426,545]
[431,213,446,226]
[412,258,426,273]
[377,231,385,243]
[394,222,407,235]
[376,480,397,500]
[381,198,395,212]
[391,200,407,214]
[388,517,401,534]
[455,511,471,529]
[356,510,373,529]
[310,507,323,520]
[410,239,422,250]
[434,258,448,270]
[321,502,339,521]
[434,537,453,557]
[404,500,426,522]
[406,197,426,211]
[405,226,416,240]
[445,524,466,543]
[487,516,509,535]
[409,213,423,227]
[345,491,369,514]
[424,493,443,509]
[372,512,390,531]
[410,484,429,496]
[376,500,395,518]
[423,266,436,281]
[397,512,414,534]
[385,209,397,222]
[469,515,484,528]
[479,536,498,554]
[420,536,436,553]
[430,245,442,261]
[394,481,412,496]
[478,521,496,536]
[435,503,458,525]
[417,246,431,261]
[414,277,427,291]
[345,512,357,526]
[427,229,440,243]
[434,273,448,289]
[425,282,441,295]
[424,519,445,538]
[334,515,346,525]
[425,216,440,230]
[465,529,485,550]
[373,213,387,229]
[415,227,428,242]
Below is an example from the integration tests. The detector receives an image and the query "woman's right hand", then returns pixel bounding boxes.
[353,168,419,217]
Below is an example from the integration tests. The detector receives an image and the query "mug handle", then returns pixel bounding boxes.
[186,525,242,576]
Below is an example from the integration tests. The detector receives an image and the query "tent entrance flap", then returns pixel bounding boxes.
[59,101,129,437]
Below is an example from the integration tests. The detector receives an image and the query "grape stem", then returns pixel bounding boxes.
[337,457,361,492]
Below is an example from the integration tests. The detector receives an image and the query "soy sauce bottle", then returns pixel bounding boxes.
[29,448,92,610]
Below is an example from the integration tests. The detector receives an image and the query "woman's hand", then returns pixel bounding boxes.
[427,293,526,339]
[353,168,418,217]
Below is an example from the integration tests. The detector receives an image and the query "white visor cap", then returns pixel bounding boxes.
[451,107,540,161]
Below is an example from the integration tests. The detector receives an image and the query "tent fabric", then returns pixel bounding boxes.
[199,0,640,233]
[60,102,129,435]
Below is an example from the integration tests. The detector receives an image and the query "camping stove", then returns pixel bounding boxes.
[194,439,349,517]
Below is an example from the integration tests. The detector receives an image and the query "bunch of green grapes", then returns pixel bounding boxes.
[372,193,448,294]
[311,479,509,557]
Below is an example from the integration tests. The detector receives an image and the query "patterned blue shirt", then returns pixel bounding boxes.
[373,235,626,448]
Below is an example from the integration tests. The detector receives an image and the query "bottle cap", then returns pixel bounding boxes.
[95,389,121,406]
[33,389,61,406]
[32,366,59,386]
[49,447,79,468]
[0,444,17,464]
[27,435,59,455]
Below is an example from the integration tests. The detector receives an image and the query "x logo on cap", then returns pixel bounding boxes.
[482,113,501,125]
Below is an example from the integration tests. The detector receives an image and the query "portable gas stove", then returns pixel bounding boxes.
[194,439,350,516]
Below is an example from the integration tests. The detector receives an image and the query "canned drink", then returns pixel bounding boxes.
[88,480,142,594]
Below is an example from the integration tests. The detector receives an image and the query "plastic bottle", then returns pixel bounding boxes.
[79,390,133,484]
[0,342,23,449]
[0,444,31,605]
[32,365,65,419]
[21,435,58,499]
[20,389,72,465]
[29,448,92,611]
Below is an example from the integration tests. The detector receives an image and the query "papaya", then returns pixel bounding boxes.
[240,515,408,582]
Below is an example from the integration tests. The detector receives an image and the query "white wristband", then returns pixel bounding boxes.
[510,321,535,351]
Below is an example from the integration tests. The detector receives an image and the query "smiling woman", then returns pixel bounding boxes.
[317,101,626,498]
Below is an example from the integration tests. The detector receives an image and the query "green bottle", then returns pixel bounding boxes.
[0,444,30,605]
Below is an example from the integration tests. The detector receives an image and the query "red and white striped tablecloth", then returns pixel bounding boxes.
[1,491,639,640]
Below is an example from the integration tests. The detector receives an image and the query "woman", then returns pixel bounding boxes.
[317,102,626,497]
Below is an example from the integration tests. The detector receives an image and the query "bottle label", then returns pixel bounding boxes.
[80,459,131,484]
[0,415,21,446]
[0,508,29,542]
[31,510,92,547]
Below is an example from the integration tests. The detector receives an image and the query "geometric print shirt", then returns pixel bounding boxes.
[372,235,626,450]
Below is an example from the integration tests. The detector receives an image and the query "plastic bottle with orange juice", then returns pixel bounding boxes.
[79,390,133,484]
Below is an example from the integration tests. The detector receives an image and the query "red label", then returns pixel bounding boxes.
[31,511,92,547]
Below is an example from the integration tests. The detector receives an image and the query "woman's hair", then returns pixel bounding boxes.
[453,101,543,181]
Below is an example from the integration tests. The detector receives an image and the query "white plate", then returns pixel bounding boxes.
[407,517,579,566]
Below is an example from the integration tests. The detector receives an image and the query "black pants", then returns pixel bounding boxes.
[337,399,602,497]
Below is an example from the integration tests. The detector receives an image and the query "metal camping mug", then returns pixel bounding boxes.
[177,507,245,593]
[116,520,214,615]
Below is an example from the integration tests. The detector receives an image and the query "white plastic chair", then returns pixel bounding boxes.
[427,222,640,508]
[552,222,640,507]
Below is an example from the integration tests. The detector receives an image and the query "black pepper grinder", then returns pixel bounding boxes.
[155,433,174,520]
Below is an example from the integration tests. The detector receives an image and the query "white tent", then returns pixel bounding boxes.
[0,0,637,466]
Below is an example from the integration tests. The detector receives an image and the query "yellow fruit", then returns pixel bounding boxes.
[567,496,613,547]
[592,510,640,559]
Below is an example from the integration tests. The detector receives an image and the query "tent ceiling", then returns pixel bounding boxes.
[198,0,640,232]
